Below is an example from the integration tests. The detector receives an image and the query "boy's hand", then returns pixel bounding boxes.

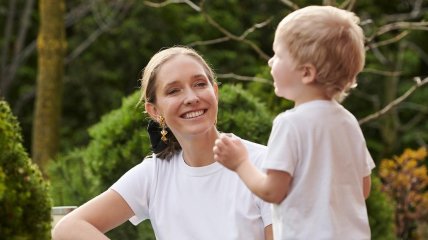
[213,133,249,171]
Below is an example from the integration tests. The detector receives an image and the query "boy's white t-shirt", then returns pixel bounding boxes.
[263,100,375,240]
[111,140,271,240]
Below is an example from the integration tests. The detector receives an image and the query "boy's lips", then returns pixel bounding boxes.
[181,109,206,119]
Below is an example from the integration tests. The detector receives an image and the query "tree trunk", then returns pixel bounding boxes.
[32,0,66,175]
[380,43,403,156]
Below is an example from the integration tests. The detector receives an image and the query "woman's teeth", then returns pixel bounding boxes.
[183,110,204,119]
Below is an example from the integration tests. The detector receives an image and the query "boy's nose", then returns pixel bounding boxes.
[268,57,273,67]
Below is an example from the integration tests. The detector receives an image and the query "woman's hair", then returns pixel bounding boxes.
[275,5,365,101]
[139,46,216,159]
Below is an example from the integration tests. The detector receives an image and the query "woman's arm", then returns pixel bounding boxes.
[52,189,134,240]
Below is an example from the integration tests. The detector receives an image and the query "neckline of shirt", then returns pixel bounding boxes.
[178,151,224,177]
[293,99,337,111]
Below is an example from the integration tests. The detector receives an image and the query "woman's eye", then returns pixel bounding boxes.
[166,88,180,95]
[194,81,208,88]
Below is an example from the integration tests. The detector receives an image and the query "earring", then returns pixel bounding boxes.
[158,116,168,142]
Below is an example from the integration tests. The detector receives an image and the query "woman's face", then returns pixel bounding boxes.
[146,54,218,139]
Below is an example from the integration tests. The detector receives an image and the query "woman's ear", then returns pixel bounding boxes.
[213,82,219,101]
[301,64,317,84]
[145,102,159,120]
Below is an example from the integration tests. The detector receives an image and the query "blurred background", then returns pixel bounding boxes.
[1,0,427,239]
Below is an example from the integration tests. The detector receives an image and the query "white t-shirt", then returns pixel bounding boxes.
[111,140,271,240]
[263,100,375,240]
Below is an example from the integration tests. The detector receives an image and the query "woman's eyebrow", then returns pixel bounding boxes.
[161,74,208,88]
[191,74,207,80]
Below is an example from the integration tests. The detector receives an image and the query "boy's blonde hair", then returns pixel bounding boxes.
[275,5,365,101]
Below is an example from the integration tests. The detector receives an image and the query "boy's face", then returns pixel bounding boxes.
[268,38,305,101]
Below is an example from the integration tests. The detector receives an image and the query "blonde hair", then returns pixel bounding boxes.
[275,5,365,101]
[139,46,216,159]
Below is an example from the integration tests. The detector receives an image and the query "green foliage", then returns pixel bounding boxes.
[49,149,93,205]
[50,91,149,239]
[217,84,273,144]
[0,100,52,240]
[379,148,428,239]
[246,66,294,116]
[367,175,396,240]
[85,91,150,192]
[49,84,274,239]
[4,0,427,238]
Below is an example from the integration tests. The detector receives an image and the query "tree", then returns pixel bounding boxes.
[32,0,66,174]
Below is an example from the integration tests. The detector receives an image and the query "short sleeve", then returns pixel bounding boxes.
[256,195,272,227]
[363,148,376,176]
[110,156,156,225]
[262,115,298,175]
[242,140,272,227]
[254,151,272,227]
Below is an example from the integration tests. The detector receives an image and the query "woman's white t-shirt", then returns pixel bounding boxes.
[263,100,375,240]
[111,140,271,240]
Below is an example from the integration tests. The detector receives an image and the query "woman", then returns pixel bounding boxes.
[52,46,273,240]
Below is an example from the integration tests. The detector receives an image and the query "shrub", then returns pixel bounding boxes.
[49,84,273,239]
[367,175,396,240]
[379,147,428,239]
[49,149,93,205]
[0,100,52,240]
[217,84,273,144]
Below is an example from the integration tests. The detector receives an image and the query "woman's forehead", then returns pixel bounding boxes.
[156,55,207,83]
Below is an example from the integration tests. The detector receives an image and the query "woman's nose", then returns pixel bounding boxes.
[183,90,200,105]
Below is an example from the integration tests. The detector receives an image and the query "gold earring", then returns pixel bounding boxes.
[158,116,168,142]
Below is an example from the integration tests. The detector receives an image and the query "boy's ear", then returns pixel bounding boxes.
[145,102,159,120]
[301,64,317,84]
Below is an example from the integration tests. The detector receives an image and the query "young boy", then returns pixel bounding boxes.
[213,5,375,239]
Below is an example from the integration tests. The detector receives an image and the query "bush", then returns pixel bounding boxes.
[367,175,396,240]
[217,84,273,144]
[49,84,273,239]
[49,149,93,205]
[379,147,428,239]
[0,100,52,240]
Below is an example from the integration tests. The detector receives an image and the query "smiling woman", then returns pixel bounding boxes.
[51,46,273,240]
[143,50,219,163]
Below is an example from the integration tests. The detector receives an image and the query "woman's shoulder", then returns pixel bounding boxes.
[240,138,267,167]
[139,152,181,169]
[241,139,266,152]
[116,152,181,183]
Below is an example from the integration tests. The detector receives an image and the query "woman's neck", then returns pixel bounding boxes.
[178,128,219,167]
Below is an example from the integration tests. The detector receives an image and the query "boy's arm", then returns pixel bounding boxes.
[264,224,273,240]
[363,175,371,199]
[213,134,291,203]
[236,161,291,203]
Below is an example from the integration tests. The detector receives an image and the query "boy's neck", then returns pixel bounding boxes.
[294,85,331,107]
